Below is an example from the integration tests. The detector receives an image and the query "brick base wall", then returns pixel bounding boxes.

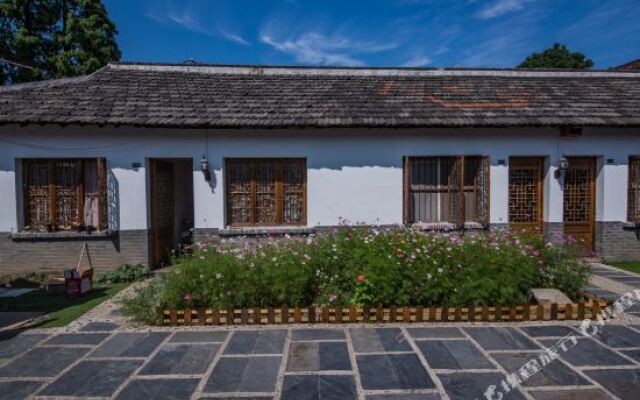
[0,230,149,276]
[596,222,640,262]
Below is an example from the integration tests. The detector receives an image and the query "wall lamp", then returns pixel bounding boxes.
[200,155,211,181]
[555,154,569,179]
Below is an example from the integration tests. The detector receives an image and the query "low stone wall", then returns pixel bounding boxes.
[0,229,149,275]
[596,222,640,262]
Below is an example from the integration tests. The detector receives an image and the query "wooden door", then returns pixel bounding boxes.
[509,157,544,233]
[150,160,175,267]
[563,157,596,250]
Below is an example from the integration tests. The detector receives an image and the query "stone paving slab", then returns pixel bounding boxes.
[3,320,640,399]
[38,359,143,397]
[79,321,120,332]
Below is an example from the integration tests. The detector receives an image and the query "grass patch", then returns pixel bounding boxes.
[0,282,128,328]
[608,262,640,274]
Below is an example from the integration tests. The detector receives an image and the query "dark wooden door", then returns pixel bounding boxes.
[509,157,544,233]
[150,160,175,267]
[563,157,596,250]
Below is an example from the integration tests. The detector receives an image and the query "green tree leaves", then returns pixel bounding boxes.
[518,43,593,69]
[0,0,120,84]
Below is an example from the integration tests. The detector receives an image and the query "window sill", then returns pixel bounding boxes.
[219,226,315,236]
[622,221,640,230]
[412,222,486,231]
[10,230,115,242]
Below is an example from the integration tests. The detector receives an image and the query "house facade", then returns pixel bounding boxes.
[1,63,639,273]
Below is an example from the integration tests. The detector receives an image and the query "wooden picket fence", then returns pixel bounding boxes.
[158,294,609,326]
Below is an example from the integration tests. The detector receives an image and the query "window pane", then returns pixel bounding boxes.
[25,160,52,229]
[408,157,450,223]
[227,160,253,225]
[84,160,99,228]
[255,160,277,224]
[54,160,82,229]
[283,159,305,224]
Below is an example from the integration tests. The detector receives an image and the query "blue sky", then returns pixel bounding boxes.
[104,0,640,68]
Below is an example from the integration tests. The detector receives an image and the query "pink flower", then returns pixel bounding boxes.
[357,274,367,283]
[532,250,541,257]
[328,294,337,303]
[182,293,192,302]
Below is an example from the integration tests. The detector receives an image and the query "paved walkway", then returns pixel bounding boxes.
[2,265,640,400]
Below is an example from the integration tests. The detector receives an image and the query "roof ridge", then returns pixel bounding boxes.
[0,66,106,92]
[108,62,640,78]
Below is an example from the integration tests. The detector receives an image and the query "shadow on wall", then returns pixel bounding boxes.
[107,169,120,251]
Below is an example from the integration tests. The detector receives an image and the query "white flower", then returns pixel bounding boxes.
[427,273,432,280]
[437,268,443,273]
[272,257,277,262]
[215,273,222,279]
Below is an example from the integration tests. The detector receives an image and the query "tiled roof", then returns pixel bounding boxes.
[612,59,640,72]
[1,62,640,128]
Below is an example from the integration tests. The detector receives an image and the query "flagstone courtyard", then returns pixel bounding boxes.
[1,262,640,400]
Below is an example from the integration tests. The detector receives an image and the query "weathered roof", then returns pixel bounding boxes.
[612,59,640,72]
[1,62,640,128]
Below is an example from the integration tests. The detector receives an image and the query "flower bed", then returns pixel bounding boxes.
[123,226,591,325]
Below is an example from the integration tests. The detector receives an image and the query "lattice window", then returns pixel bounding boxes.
[509,157,543,224]
[404,156,489,225]
[563,168,591,223]
[226,158,306,226]
[629,156,640,222]
[22,159,107,231]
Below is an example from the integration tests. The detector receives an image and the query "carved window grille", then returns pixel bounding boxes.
[509,157,543,225]
[404,156,489,226]
[563,163,592,223]
[630,156,640,222]
[226,158,306,226]
[22,158,107,231]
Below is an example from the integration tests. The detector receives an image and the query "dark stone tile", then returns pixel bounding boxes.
[170,331,229,343]
[621,349,640,362]
[592,325,640,348]
[140,343,219,375]
[45,333,110,346]
[612,277,640,286]
[291,328,345,341]
[80,322,120,332]
[366,394,441,400]
[416,340,494,370]
[586,289,620,301]
[438,372,527,400]
[350,328,411,353]
[492,353,589,387]
[585,368,640,400]
[39,359,142,397]
[0,380,43,400]
[407,327,464,339]
[281,375,356,400]
[539,338,633,366]
[464,327,540,351]
[0,334,48,358]
[520,326,577,337]
[115,378,200,400]
[0,347,89,377]
[204,356,281,393]
[224,330,286,355]
[90,332,169,357]
[199,398,272,400]
[529,389,614,400]
[357,354,434,390]
[286,341,350,371]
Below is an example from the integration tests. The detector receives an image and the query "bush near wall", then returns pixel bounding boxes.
[123,226,590,324]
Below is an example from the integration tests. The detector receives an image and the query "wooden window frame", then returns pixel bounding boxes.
[225,158,307,227]
[629,156,640,223]
[508,156,544,230]
[403,155,490,226]
[21,158,107,232]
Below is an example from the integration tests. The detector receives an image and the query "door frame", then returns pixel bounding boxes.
[148,158,176,268]
[563,156,597,250]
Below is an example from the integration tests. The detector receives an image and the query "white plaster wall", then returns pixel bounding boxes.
[1,125,638,232]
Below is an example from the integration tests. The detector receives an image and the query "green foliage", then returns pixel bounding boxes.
[518,43,594,69]
[123,227,590,323]
[94,263,150,284]
[0,0,120,84]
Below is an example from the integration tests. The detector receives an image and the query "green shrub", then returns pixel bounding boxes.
[94,263,150,284]
[123,227,590,322]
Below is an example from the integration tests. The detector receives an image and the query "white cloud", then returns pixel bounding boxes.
[400,55,431,67]
[146,4,250,46]
[477,0,537,19]
[260,32,396,66]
